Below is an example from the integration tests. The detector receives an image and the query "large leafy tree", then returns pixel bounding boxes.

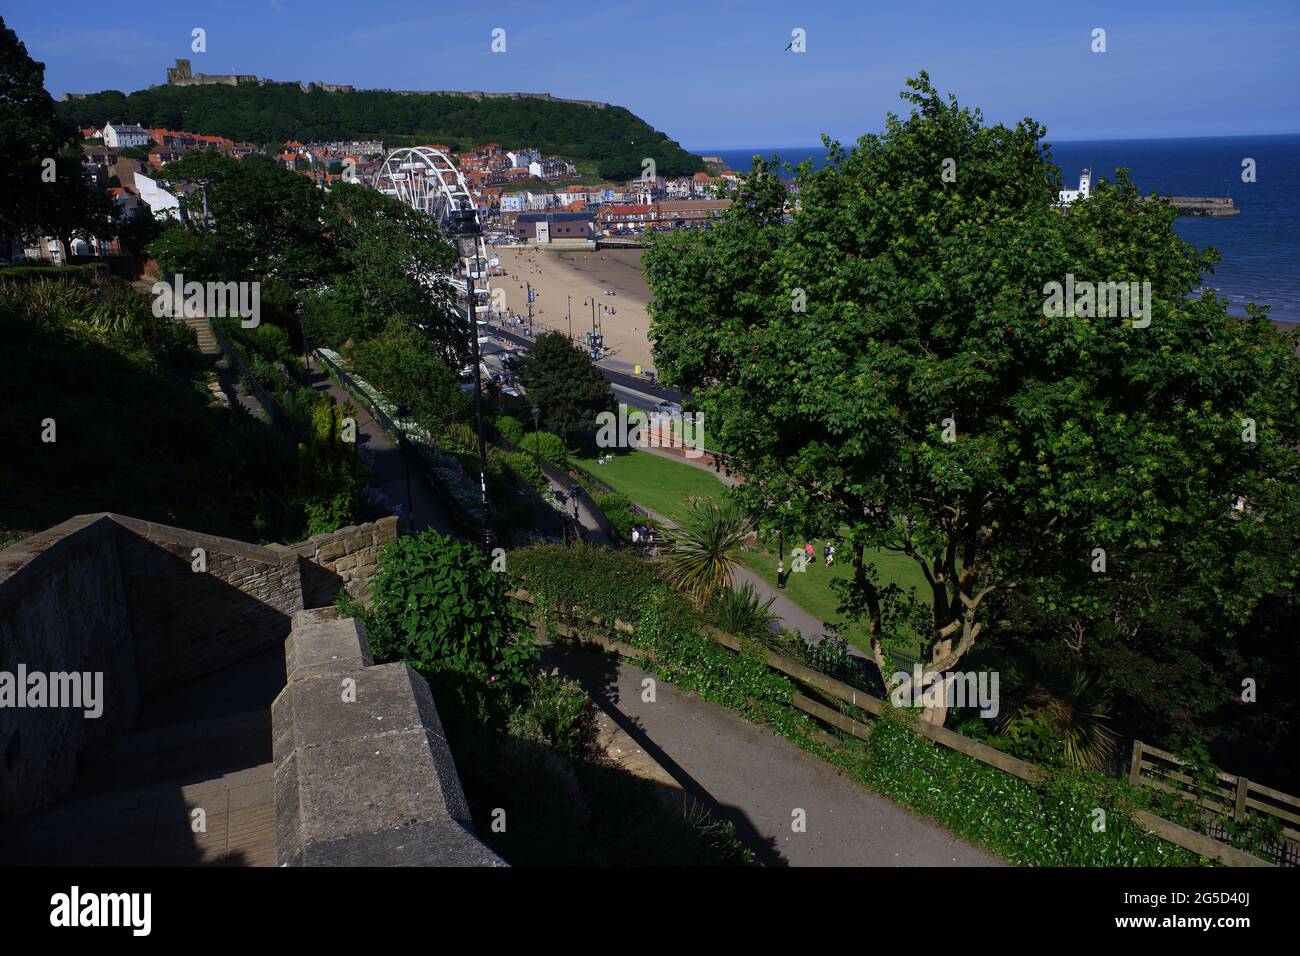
[150,159,469,365]
[0,16,115,258]
[645,73,1300,725]
[516,331,614,437]
[32,156,119,261]
[149,151,332,286]
[318,182,464,367]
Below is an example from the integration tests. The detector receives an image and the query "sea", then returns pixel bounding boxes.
[703,135,1300,325]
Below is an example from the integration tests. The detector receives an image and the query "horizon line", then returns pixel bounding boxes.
[688,131,1300,154]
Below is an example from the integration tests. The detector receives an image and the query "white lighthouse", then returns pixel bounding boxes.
[1058,168,1092,206]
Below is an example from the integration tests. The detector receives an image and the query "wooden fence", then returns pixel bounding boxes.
[1131,740,1299,866]
[511,588,1276,867]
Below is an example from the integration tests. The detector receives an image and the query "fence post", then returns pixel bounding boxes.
[1234,776,1250,823]
[1129,740,1144,786]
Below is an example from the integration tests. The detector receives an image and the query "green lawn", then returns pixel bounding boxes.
[568,445,728,523]
[736,545,927,659]
[567,444,927,658]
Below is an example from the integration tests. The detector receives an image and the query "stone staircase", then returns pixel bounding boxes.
[179,313,220,357]
[0,709,275,866]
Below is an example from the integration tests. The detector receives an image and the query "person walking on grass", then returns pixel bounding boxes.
[805,542,815,568]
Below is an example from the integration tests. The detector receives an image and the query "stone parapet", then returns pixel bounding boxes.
[272,608,503,866]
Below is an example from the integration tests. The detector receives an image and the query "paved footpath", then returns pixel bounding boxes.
[544,643,1001,867]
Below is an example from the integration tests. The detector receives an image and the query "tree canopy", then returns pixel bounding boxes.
[148,154,468,367]
[1,16,117,256]
[516,331,614,437]
[644,73,1300,728]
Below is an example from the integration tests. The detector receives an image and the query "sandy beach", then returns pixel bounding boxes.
[488,246,658,373]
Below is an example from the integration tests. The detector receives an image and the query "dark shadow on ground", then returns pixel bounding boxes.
[540,642,787,866]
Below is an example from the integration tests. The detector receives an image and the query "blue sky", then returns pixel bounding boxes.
[8,0,1299,149]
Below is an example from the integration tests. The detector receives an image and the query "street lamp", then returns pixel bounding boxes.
[531,404,541,464]
[295,300,309,368]
[777,527,785,589]
[450,205,493,551]
[394,403,414,529]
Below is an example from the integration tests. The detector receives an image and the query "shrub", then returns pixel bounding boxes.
[368,530,536,683]
[493,414,525,446]
[352,323,468,432]
[663,496,752,605]
[295,397,370,535]
[522,430,567,468]
[499,450,549,497]
[506,674,595,759]
[593,492,637,542]
[710,581,778,640]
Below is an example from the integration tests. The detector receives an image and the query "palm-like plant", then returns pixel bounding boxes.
[712,581,778,640]
[663,496,752,605]
[996,648,1118,770]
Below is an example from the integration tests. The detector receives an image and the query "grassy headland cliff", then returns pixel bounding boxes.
[58,83,703,180]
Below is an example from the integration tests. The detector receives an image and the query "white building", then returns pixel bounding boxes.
[1058,168,1092,205]
[507,148,540,169]
[523,190,549,211]
[500,193,525,213]
[133,172,181,220]
[102,122,150,149]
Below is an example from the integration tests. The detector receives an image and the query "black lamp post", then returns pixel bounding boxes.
[296,300,308,368]
[570,482,581,529]
[777,527,785,589]
[567,294,573,343]
[394,403,414,529]
[450,206,492,551]
[531,404,541,463]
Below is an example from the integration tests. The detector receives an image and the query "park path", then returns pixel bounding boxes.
[543,643,1000,866]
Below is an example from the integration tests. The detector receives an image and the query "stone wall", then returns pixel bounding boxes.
[287,516,398,608]
[0,515,139,819]
[273,608,504,866]
[108,515,303,696]
[0,512,405,825]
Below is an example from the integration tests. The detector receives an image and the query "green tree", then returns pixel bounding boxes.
[149,151,331,286]
[645,73,1300,726]
[32,156,118,261]
[516,331,613,439]
[351,320,468,433]
[0,18,116,258]
[318,182,465,367]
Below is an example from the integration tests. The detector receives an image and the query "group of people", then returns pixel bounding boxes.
[630,523,655,546]
[799,542,835,567]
